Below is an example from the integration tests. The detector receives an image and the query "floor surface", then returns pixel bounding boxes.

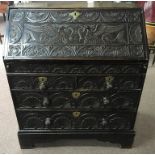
[0,15,155,154]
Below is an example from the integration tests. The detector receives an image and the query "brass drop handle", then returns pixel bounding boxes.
[39,83,45,90]
[72,92,80,99]
[42,97,49,107]
[45,117,51,127]
[38,77,47,90]
[72,111,80,118]
[101,118,107,126]
[105,76,114,89]
[103,97,109,105]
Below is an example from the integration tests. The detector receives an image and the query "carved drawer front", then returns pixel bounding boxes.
[76,91,140,110]
[76,113,132,130]
[12,92,74,109]
[13,91,139,110]
[8,75,143,90]
[77,75,143,90]
[8,76,75,90]
[17,112,133,130]
[5,61,147,74]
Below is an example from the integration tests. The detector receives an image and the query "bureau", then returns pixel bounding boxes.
[3,7,149,148]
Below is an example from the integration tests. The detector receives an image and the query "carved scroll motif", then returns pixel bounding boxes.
[18,93,43,108]
[8,45,21,56]
[22,113,45,129]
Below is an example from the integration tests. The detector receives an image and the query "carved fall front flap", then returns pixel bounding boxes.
[6,8,148,59]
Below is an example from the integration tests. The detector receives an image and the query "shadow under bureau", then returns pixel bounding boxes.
[3,7,149,148]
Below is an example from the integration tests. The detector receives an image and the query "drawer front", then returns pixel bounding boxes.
[5,61,147,74]
[13,92,74,109]
[8,75,144,90]
[77,75,143,90]
[17,111,134,130]
[8,76,75,90]
[12,91,140,110]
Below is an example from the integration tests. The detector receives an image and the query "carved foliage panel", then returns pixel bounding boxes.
[8,44,146,58]
[8,23,142,45]
[18,112,132,130]
[22,23,128,45]
[7,9,146,58]
[21,45,131,57]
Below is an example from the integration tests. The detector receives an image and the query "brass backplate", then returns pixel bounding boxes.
[105,76,114,82]
[72,111,80,118]
[38,77,47,83]
[72,92,80,99]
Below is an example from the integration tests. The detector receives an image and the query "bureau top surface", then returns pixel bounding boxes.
[4,8,149,60]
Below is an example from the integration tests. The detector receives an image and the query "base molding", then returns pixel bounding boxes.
[18,130,135,149]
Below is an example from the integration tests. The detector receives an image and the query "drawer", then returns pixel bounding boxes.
[12,91,140,110]
[77,75,143,90]
[76,91,140,110]
[13,92,74,109]
[5,61,147,74]
[8,75,144,90]
[8,76,75,90]
[17,111,134,130]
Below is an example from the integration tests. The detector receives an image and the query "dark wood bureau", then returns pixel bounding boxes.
[3,7,149,148]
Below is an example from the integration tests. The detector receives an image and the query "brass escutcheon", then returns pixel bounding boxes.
[105,76,114,83]
[72,111,80,118]
[72,92,80,99]
[38,77,47,83]
[69,11,81,20]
